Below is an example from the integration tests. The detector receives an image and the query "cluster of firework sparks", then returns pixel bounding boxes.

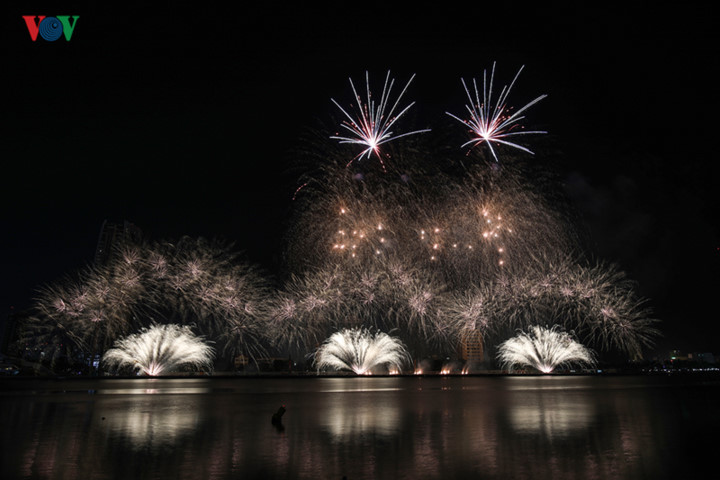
[23,237,271,371]
[330,63,546,167]
[16,65,660,375]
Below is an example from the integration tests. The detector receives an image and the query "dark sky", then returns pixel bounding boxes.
[2,2,718,356]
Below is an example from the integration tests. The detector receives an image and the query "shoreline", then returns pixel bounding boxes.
[2,368,719,382]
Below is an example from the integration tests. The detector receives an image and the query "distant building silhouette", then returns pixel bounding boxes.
[94,220,142,266]
[459,330,484,363]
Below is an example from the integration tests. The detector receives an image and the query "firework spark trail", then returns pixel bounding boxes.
[266,255,451,357]
[496,325,595,373]
[283,162,591,356]
[331,71,430,170]
[23,237,274,370]
[22,70,660,369]
[288,162,576,292]
[138,238,273,360]
[102,324,215,376]
[446,62,547,162]
[266,268,351,354]
[441,254,659,359]
[441,284,496,339]
[313,327,411,374]
[388,268,447,344]
[26,254,153,366]
[514,256,658,359]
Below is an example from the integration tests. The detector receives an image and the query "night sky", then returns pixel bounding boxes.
[2,2,718,356]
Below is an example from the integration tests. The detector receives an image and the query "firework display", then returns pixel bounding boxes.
[16,65,659,373]
[19,238,271,369]
[446,62,547,162]
[102,324,215,376]
[313,327,411,374]
[441,254,658,360]
[496,325,595,373]
[331,71,430,170]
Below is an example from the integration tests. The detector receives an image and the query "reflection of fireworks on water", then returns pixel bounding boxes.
[102,324,215,376]
[102,397,203,450]
[447,62,547,162]
[331,71,430,170]
[313,327,411,375]
[497,325,595,373]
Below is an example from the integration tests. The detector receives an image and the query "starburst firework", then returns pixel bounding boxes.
[331,71,430,170]
[447,62,547,162]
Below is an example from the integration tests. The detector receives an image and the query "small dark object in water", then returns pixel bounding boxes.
[271,405,286,425]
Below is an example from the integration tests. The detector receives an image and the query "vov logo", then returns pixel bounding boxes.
[22,16,80,42]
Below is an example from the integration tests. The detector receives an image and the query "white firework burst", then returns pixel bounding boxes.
[331,71,430,170]
[447,62,547,162]
[313,327,410,375]
[102,324,215,376]
[496,325,595,373]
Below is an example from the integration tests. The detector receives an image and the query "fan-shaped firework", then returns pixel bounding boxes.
[496,325,595,373]
[331,71,430,170]
[102,324,215,376]
[313,327,411,375]
[446,62,547,162]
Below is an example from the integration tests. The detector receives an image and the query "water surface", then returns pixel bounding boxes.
[1,375,717,479]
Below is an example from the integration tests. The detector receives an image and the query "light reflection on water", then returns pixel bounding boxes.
[1,375,717,479]
[95,378,212,395]
[321,393,402,438]
[102,397,203,450]
[507,397,596,436]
